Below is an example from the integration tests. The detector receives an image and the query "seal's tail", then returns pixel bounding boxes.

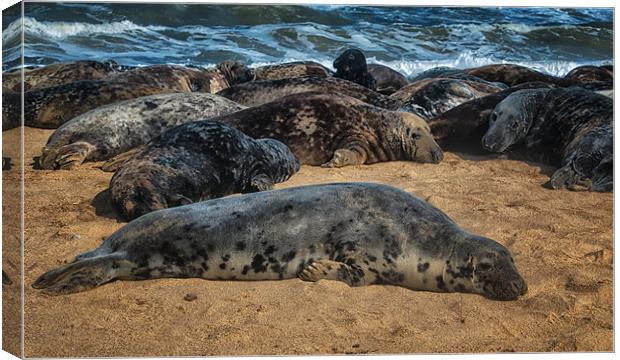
[32,253,131,295]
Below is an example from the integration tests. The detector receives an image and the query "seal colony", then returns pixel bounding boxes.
[109,121,300,220]
[33,183,528,301]
[39,93,246,170]
[12,47,611,306]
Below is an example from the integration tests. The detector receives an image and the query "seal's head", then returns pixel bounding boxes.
[481,89,541,152]
[217,60,256,85]
[333,48,368,79]
[398,112,444,163]
[447,234,527,301]
[256,138,301,182]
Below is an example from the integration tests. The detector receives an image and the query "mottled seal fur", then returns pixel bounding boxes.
[428,82,556,149]
[39,93,246,170]
[2,61,254,130]
[367,64,409,95]
[2,60,131,92]
[109,121,300,220]
[33,182,528,300]
[482,87,612,191]
[564,65,613,83]
[389,77,506,120]
[461,64,576,87]
[253,61,332,80]
[212,92,443,166]
[216,76,401,110]
[333,48,377,90]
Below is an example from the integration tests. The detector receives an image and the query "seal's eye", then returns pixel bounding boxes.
[477,263,494,272]
[412,133,421,140]
[490,113,497,123]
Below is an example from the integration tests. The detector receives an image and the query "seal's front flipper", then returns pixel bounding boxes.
[100,146,144,172]
[321,148,366,168]
[40,141,96,170]
[243,174,274,193]
[32,253,130,295]
[298,260,370,287]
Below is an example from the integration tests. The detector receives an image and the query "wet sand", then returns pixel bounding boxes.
[2,126,613,356]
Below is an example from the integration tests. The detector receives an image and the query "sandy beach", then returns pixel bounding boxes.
[0,125,612,356]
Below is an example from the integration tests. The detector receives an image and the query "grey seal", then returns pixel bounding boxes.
[2,60,131,92]
[109,120,300,220]
[253,61,332,80]
[212,92,443,166]
[482,87,612,191]
[2,62,254,130]
[367,64,409,95]
[389,77,506,120]
[38,93,246,170]
[216,76,401,110]
[33,182,528,301]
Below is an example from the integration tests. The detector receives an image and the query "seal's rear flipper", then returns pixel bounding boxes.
[32,253,130,295]
[99,146,145,172]
[298,260,373,286]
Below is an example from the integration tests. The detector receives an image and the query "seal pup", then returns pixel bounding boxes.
[2,61,254,130]
[217,76,401,110]
[2,60,131,92]
[482,87,612,191]
[389,77,506,120]
[367,64,409,95]
[33,183,528,300]
[38,93,246,170]
[428,82,556,149]
[333,48,377,90]
[109,121,300,220]
[212,92,443,166]
[253,61,332,80]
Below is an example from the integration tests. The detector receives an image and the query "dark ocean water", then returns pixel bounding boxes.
[1,3,614,76]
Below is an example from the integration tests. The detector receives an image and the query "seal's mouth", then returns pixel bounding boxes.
[481,136,509,153]
[483,277,528,301]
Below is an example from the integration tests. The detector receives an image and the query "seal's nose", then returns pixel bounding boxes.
[431,148,444,163]
[511,278,528,296]
[481,136,495,151]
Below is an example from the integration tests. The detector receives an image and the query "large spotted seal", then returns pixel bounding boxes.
[216,76,401,110]
[109,121,300,220]
[212,92,443,166]
[33,182,528,300]
[333,48,377,90]
[38,93,246,170]
[2,60,131,92]
[482,87,612,191]
[2,61,254,130]
[253,61,332,80]
[389,77,506,120]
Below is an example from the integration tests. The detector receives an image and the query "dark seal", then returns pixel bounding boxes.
[390,77,507,120]
[109,120,300,220]
[428,82,556,149]
[2,61,254,130]
[367,64,409,95]
[33,182,528,301]
[212,91,443,167]
[39,93,246,170]
[482,87,612,191]
[217,76,400,110]
[333,48,377,90]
